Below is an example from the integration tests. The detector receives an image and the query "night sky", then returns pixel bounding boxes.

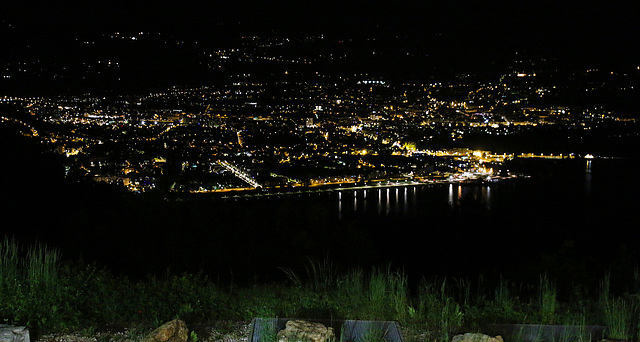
[2,1,639,93]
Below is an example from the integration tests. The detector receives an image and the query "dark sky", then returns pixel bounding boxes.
[1,0,639,89]
[3,1,637,51]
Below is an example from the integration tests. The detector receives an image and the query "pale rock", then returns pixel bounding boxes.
[452,333,504,342]
[142,320,189,342]
[0,325,30,342]
[277,320,335,342]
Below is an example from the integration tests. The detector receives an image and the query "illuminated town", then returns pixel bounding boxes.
[2,40,638,194]
[3,1,639,198]
[3,4,640,340]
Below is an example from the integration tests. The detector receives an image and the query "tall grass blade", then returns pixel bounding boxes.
[604,297,633,340]
[539,275,557,324]
[0,237,20,287]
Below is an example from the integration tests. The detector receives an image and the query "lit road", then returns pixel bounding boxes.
[217,160,262,188]
[0,116,39,137]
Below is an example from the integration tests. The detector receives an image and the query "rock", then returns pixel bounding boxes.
[142,320,189,342]
[0,325,30,342]
[452,333,503,342]
[276,320,335,342]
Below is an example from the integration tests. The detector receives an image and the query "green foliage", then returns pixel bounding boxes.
[335,268,366,318]
[453,277,473,310]
[603,297,634,340]
[280,255,337,292]
[334,266,409,321]
[0,237,20,322]
[388,269,410,323]
[189,330,198,342]
[599,272,611,305]
[495,277,515,314]
[305,256,337,293]
[566,311,592,342]
[6,238,640,341]
[359,321,388,342]
[138,272,221,323]
[232,285,319,319]
[0,237,76,334]
[479,277,527,323]
[417,278,464,342]
[257,319,278,342]
[597,272,635,340]
[539,275,557,324]
[0,237,19,288]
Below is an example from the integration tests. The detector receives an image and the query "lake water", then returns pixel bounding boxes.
[4,155,637,291]
[172,157,639,289]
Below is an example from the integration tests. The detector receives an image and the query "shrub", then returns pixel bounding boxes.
[603,297,634,340]
[0,237,76,333]
[334,266,409,321]
[417,278,464,342]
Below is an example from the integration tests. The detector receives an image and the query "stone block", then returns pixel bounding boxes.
[0,325,30,342]
[142,320,188,342]
[276,320,334,342]
[452,333,503,342]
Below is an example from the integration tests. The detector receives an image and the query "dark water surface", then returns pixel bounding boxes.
[4,151,639,290]
[274,158,640,288]
[137,157,639,288]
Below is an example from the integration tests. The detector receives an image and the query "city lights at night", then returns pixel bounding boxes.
[1,1,640,340]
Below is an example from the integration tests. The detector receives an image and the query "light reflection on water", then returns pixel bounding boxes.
[385,188,390,215]
[332,157,622,221]
[585,160,592,193]
[395,188,400,213]
[338,190,342,220]
[484,186,491,209]
[353,190,357,211]
[210,158,637,283]
[363,189,367,212]
[337,183,494,219]
[404,187,408,215]
[448,184,454,206]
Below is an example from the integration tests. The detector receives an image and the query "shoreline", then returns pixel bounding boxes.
[185,175,524,200]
